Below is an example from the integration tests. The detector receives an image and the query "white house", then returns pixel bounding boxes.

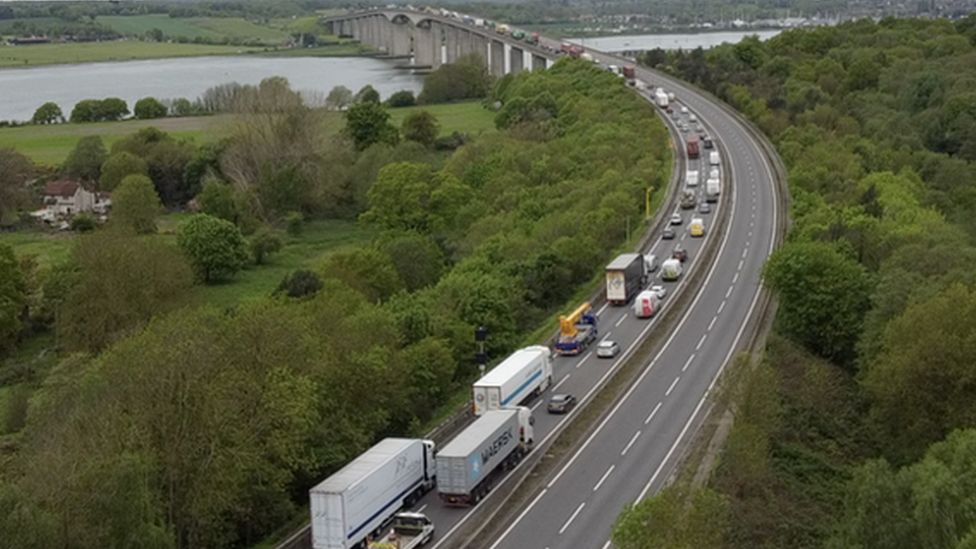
[32,180,111,224]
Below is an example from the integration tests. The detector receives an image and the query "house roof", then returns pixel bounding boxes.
[44,180,80,197]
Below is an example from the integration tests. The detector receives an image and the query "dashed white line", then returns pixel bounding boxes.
[577,352,591,368]
[552,374,571,391]
[737,259,744,271]
[593,465,615,492]
[418,504,428,513]
[683,352,697,371]
[665,376,681,396]
[708,315,718,331]
[732,272,740,284]
[695,333,707,351]
[615,314,627,328]
[717,300,726,314]
[645,402,662,424]
[558,502,586,535]
[621,430,641,456]
[742,248,748,259]
[725,285,734,299]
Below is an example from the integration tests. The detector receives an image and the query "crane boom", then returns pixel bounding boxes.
[559,302,592,337]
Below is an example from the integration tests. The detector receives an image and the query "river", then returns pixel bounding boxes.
[568,29,783,52]
[0,55,425,122]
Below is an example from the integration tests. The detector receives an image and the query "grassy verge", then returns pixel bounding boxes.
[0,102,495,166]
[0,40,268,68]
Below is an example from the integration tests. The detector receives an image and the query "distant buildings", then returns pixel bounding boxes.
[32,179,111,227]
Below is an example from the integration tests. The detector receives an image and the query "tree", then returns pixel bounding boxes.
[343,102,399,150]
[275,269,322,299]
[325,85,353,110]
[385,90,416,107]
[320,247,403,302]
[418,54,492,104]
[112,128,195,206]
[170,98,195,117]
[377,232,444,291]
[249,228,283,265]
[402,110,440,147]
[0,148,33,226]
[69,213,97,232]
[31,102,63,125]
[70,99,101,123]
[354,84,381,105]
[361,162,472,234]
[0,244,26,354]
[95,97,129,121]
[99,151,148,191]
[133,97,168,119]
[196,178,239,224]
[613,485,729,549]
[763,241,872,367]
[111,175,162,234]
[58,231,193,352]
[177,214,250,283]
[62,135,107,183]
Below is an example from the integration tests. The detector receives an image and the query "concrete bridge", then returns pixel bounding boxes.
[322,9,558,75]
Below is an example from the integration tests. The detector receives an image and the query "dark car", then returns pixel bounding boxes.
[673,246,688,263]
[698,202,711,214]
[703,137,714,149]
[547,393,578,414]
[662,227,676,240]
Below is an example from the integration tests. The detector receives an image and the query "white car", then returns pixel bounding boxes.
[689,113,698,123]
[650,285,666,298]
[670,212,683,225]
[596,340,620,358]
[680,105,689,114]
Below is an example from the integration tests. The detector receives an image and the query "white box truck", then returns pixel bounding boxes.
[633,290,662,319]
[709,151,721,166]
[654,89,669,108]
[437,407,534,506]
[686,170,699,187]
[706,178,721,202]
[661,258,683,281]
[310,438,437,549]
[473,346,552,415]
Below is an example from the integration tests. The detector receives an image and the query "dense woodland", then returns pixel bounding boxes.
[614,15,976,549]
[0,59,670,548]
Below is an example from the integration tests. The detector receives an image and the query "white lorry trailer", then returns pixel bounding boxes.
[437,407,534,506]
[472,346,552,415]
[706,177,721,202]
[654,89,669,108]
[311,438,437,549]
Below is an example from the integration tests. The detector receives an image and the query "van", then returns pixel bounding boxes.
[661,258,683,281]
[632,290,662,319]
[690,217,705,237]
[686,170,699,187]
[644,253,658,273]
[709,151,720,166]
[709,168,720,180]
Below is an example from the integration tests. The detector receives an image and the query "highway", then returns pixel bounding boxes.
[284,13,783,549]
[480,44,781,549]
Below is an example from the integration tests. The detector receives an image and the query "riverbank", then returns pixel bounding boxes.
[0,39,369,69]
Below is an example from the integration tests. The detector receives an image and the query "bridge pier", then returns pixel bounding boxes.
[391,22,411,56]
[444,25,462,64]
[490,39,505,76]
[509,45,524,73]
[532,54,547,71]
[413,24,436,67]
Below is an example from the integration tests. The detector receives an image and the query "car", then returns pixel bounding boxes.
[697,128,708,137]
[670,212,683,225]
[703,137,714,149]
[698,202,711,214]
[596,340,620,358]
[689,113,698,123]
[673,246,688,262]
[547,393,578,414]
[662,227,676,239]
[680,125,689,133]
[680,105,689,114]
[650,284,667,298]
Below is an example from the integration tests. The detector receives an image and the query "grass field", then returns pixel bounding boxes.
[0,101,495,165]
[0,115,232,166]
[0,40,266,68]
[96,15,289,43]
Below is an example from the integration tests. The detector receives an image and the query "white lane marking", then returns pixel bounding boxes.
[593,465,615,492]
[717,300,726,314]
[742,248,748,259]
[578,352,592,368]
[503,488,548,543]
[552,374,571,392]
[683,353,697,371]
[680,232,687,241]
[615,314,627,328]
[558,502,586,535]
[665,376,680,396]
[602,540,612,549]
[732,272,739,284]
[418,504,428,513]
[725,285,734,299]
[621,430,641,456]
[708,315,718,332]
[645,401,663,425]
[737,259,744,271]
[531,399,544,412]
[597,302,609,315]
[695,333,707,351]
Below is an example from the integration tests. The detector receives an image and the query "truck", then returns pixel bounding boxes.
[689,217,705,237]
[661,258,683,281]
[311,438,437,549]
[709,151,721,166]
[555,302,598,355]
[526,32,540,45]
[622,65,637,82]
[686,170,699,187]
[606,253,650,305]
[473,346,552,415]
[654,89,669,108]
[633,289,663,319]
[496,24,510,35]
[437,407,534,506]
[368,513,434,549]
[686,136,700,159]
[511,29,525,40]
[680,189,697,209]
[706,177,721,202]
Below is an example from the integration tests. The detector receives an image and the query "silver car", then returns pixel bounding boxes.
[596,340,620,358]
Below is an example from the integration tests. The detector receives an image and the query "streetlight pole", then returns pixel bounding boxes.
[475,326,489,378]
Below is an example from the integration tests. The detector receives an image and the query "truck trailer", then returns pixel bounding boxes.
[310,438,437,549]
[686,136,700,159]
[437,407,534,506]
[706,178,721,202]
[473,346,552,415]
[654,89,669,108]
[606,253,649,305]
